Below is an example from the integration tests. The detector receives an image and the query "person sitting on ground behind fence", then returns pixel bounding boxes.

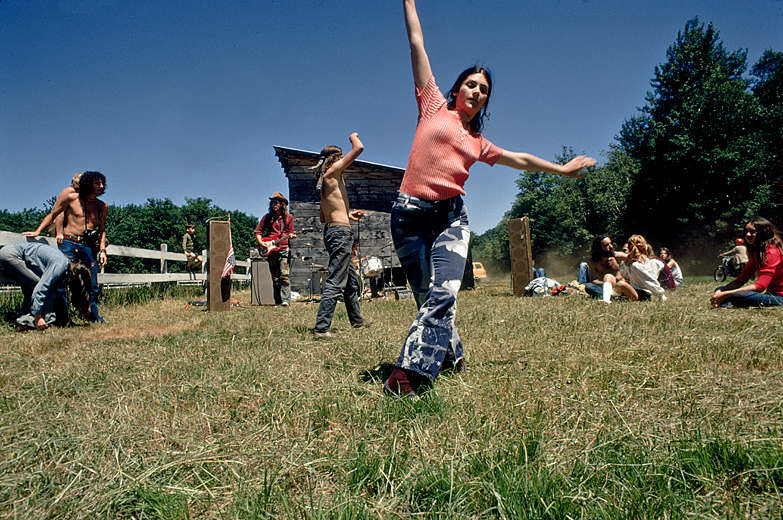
[0,242,92,330]
[711,216,783,308]
[625,234,667,301]
[577,235,638,303]
[181,223,203,277]
[659,247,683,287]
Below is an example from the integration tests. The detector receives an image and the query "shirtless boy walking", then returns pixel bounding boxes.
[312,132,371,338]
[25,171,108,322]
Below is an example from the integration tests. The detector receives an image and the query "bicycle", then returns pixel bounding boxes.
[713,256,744,282]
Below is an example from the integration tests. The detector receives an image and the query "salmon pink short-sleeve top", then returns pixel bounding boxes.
[399,75,504,201]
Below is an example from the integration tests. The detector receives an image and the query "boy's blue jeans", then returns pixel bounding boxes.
[577,262,603,299]
[314,224,363,332]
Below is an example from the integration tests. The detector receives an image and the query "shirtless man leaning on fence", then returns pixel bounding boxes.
[24,171,108,323]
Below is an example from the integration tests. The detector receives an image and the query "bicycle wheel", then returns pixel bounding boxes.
[713,266,726,282]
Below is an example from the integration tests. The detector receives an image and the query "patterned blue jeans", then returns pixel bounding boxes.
[390,193,470,381]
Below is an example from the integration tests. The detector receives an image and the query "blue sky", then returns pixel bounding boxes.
[2,0,782,233]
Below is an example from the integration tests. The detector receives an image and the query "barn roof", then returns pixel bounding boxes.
[273,146,405,180]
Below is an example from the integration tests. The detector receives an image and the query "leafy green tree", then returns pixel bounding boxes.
[750,50,783,219]
[617,18,768,250]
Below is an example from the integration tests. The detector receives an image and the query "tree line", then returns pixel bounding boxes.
[0,197,260,273]
[473,18,782,275]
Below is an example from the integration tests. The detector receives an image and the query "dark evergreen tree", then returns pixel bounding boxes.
[617,18,768,251]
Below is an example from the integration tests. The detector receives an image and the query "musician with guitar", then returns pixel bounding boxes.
[254,192,296,306]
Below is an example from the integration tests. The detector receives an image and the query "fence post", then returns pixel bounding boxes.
[160,243,168,274]
[201,249,208,273]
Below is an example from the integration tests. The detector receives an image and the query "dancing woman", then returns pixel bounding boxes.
[384,0,596,397]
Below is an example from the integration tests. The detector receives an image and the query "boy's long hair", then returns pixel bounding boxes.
[68,261,92,320]
[747,216,783,264]
[311,146,342,193]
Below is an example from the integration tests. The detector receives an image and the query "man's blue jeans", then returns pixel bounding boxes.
[577,262,603,299]
[715,286,783,308]
[60,238,103,322]
[314,224,363,332]
[390,193,469,381]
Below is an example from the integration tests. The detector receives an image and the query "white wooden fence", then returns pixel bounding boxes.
[0,230,250,287]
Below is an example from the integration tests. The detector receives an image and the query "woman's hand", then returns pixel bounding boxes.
[710,289,728,308]
[560,156,596,178]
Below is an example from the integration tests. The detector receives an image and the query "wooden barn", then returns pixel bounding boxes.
[272,146,407,296]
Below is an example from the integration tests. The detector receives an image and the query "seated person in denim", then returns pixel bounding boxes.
[0,242,92,329]
[24,171,108,323]
[311,132,372,338]
[711,216,783,308]
[578,235,637,303]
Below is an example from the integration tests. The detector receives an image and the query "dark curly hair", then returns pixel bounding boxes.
[79,171,106,197]
[590,235,613,262]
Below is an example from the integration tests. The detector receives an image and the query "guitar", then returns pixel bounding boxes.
[258,232,295,256]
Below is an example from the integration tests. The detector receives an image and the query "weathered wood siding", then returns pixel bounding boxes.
[273,146,406,294]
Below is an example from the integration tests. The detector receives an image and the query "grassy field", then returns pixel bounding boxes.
[0,278,781,519]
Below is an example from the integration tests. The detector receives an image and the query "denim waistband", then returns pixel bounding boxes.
[324,222,351,230]
[395,192,461,210]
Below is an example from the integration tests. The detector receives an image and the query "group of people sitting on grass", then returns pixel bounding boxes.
[577,233,681,303]
[576,216,782,308]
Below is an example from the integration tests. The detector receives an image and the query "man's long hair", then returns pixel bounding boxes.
[68,261,92,320]
[590,235,612,262]
[79,171,106,196]
[261,198,288,235]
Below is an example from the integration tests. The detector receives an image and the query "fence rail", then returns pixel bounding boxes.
[0,230,250,286]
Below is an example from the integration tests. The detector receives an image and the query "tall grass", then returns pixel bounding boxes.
[0,279,780,518]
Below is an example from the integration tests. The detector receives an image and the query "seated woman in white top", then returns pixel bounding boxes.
[625,235,667,301]
[659,247,683,286]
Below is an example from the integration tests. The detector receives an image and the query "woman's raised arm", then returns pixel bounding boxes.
[403,0,432,89]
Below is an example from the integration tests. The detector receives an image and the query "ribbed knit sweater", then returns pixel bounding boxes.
[399,75,504,200]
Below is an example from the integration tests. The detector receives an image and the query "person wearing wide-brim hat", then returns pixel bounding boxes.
[254,192,296,305]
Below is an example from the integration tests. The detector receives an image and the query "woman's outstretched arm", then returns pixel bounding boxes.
[403,0,432,89]
[496,151,595,178]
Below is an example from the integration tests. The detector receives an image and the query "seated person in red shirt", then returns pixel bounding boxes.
[710,216,783,308]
